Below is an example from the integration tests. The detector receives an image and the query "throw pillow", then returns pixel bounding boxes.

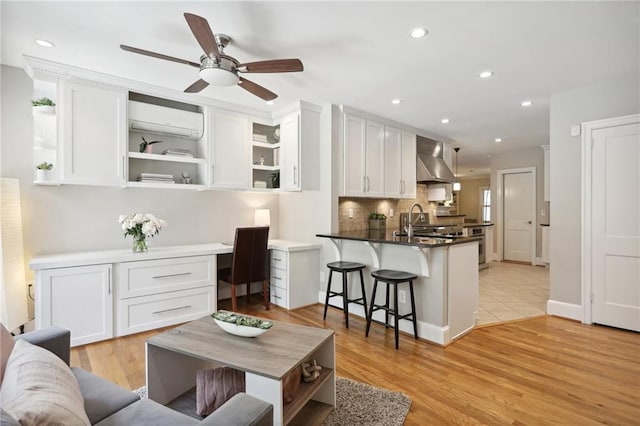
[0,323,16,386]
[196,367,245,416]
[0,339,90,426]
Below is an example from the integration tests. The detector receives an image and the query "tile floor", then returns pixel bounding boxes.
[476,261,549,326]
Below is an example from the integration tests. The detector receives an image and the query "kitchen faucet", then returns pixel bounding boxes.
[407,203,425,238]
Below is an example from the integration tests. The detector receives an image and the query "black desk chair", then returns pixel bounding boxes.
[218,227,270,312]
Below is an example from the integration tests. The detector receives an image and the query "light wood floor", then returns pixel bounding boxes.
[71,301,640,425]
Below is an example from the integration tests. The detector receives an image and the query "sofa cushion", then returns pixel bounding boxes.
[0,408,19,426]
[72,367,141,424]
[0,339,90,425]
[0,323,15,385]
[94,398,199,426]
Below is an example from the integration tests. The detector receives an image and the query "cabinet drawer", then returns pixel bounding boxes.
[270,250,287,270]
[270,285,287,308]
[117,255,215,299]
[270,267,287,290]
[117,286,215,336]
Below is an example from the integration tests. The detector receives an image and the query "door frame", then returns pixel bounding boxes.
[496,167,537,264]
[581,113,640,325]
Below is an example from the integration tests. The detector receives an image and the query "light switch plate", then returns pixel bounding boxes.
[348,208,354,218]
[570,125,581,136]
[541,209,546,217]
[389,208,394,217]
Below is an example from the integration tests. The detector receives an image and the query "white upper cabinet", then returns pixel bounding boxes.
[364,120,385,197]
[384,127,416,199]
[400,131,417,198]
[343,114,367,196]
[342,114,386,197]
[60,80,127,185]
[208,111,249,189]
[279,111,300,191]
[384,126,403,198]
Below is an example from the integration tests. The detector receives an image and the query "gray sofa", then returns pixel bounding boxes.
[1,327,273,426]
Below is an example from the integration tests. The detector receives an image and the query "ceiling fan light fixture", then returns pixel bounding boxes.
[200,67,239,87]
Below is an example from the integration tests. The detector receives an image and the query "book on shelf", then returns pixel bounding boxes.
[252,134,268,143]
[162,148,193,157]
[139,172,174,179]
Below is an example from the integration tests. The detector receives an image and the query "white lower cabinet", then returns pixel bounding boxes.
[34,254,216,346]
[117,286,215,337]
[36,264,113,347]
[269,248,319,309]
[116,255,216,336]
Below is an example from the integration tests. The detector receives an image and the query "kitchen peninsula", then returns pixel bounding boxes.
[316,230,480,346]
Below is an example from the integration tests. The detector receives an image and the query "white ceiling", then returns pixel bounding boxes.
[2,1,638,177]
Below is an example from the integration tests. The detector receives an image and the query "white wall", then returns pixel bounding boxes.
[549,76,640,305]
[1,65,280,282]
[490,146,546,258]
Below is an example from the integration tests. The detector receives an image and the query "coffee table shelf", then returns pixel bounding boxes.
[284,367,333,424]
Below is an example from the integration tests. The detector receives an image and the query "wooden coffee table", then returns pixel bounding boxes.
[146,315,335,425]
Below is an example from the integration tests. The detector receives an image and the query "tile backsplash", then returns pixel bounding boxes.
[339,185,442,231]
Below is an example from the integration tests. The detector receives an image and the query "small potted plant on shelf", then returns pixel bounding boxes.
[139,136,163,154]
[35,162,54,181]
[32,97,56,114]
[369,212,387,230]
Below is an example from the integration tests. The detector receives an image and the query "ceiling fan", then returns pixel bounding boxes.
[120,13,303,101]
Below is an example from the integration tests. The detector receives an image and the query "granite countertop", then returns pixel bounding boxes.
[463,223,494,228]
[316,229,481,248]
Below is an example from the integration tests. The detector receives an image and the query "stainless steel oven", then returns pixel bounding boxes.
[470,226,487,268]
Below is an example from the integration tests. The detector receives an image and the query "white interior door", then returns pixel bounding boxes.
[590,121,640,332]
[503,172,534,263]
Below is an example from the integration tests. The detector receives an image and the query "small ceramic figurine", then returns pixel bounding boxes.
[301,359,322,383]
[181,172,192,184]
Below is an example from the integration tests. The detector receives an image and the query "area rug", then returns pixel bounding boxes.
[134,376,411,425]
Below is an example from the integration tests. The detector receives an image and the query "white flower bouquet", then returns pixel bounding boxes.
[118,213,167,252]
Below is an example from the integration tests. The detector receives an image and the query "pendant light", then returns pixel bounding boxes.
[453,147,461,191]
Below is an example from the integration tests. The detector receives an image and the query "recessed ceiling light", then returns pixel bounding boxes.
[391,99,402,105]
[479,70,493,79]
[494,138,502,143]
[441,118,450,124]
[266,100,275,105]
[521,100,533,107]
[35,39,55,48]
[410,28,428,39]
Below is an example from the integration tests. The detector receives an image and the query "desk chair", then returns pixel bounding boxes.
[218,226,270,312]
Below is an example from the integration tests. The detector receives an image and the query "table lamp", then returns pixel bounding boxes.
[254,209,271,227]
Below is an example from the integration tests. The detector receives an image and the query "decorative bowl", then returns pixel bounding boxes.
[212,311,273,338]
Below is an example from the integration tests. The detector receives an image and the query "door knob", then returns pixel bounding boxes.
[528,221,532,224]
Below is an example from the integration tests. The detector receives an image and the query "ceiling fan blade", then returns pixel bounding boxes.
[184,13,221,61]
[238,77,277,101]
[120,45,200,68]
[238,59,304,73]
[184,79,210,93]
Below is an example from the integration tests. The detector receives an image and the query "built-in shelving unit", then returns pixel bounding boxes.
[251,122,280,189]
[127,92,207,187]
[32,79,59,185]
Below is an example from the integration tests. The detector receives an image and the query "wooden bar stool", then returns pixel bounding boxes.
[323,261,368,328]
[365,269,418,349]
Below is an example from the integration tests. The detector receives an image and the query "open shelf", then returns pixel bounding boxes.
[126,181,206,190]
[283,367,333,425]
[252,165,279,171]
[252,141,280,149]
[129,152,206,164]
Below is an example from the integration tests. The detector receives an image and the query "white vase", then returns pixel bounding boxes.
[36,169,52,182]
[32,105,55,115]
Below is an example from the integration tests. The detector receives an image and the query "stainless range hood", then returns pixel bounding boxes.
[416,136,457,184]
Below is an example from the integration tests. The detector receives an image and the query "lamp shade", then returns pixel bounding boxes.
[254,209,271,226]
[0,178,29,330]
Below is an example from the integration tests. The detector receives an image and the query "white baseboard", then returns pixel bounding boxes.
[535,257,546,266]
[547,300,582,321]
[318,291,449,345]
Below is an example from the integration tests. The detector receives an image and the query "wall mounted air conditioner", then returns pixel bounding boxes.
[128,101,204,140]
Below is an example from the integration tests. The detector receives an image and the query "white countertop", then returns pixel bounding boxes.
[29,239,321,270]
